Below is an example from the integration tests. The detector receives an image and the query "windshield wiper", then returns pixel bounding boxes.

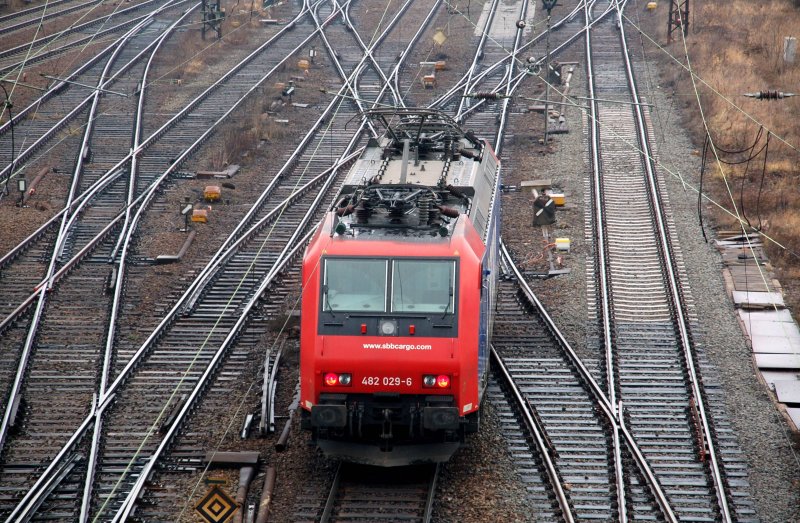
[440,283,454,319]
[323,285,336,318]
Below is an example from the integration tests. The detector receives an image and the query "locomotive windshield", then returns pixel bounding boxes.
[322,258,456,315]
[323,259,388,312]
[392,260,455,313]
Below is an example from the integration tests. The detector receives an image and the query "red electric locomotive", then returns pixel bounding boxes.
[299,108,500,466]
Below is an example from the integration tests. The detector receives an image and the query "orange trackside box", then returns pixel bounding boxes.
[191,209,208,223]
[204,185,221,202]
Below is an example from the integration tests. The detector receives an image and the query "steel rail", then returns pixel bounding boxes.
[4,23,166,520]
[485,0,529,155]
[500,240,678,523]
[582,0,628,520]
[111,228,317,522]
[458,11,574,516]
[0,0,332,329]
[5,149,357,522]
[423,463,440,523]
[445,0,618,121]
[110,1,436,512]
[0,0,180,140]
[15,1,470,516]
[319,462,439,523]
[491,348,575,522]
[0,0,79,24]
[435,0,593,111]
[613,2,732,519]
[455,0,502,116]
[182,0,444,310]
[0,0,165,62]
[0,13,159,77]
[0,0,106,38]
[78,10,194,522]
[0,16,156,460]
[308,0,394,135]
[0,0,189,180]
[341,0,403,108]
[319,462,343,523]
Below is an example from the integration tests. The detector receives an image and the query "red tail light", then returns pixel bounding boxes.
[423,374,451,388]
[323,372,352,386]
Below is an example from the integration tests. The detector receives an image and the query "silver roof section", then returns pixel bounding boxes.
[337,109,500,240]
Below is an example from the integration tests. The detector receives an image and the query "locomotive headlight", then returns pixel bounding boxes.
[423,374,451,388]
[379,319,397,336]
[338,373,352,386]
[324,373,339,386]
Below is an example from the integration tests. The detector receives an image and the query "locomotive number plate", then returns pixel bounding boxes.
[361,376,413,387]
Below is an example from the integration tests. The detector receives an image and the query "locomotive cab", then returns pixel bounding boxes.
[299,109,500,466]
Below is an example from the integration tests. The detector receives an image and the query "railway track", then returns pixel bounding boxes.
[116,1,455,516]
[1,1,348,518]
[0,12,192,520]
[0,0,765,521]
[0,0,128,43]
[315,463,438,523]
[0,0,188,184]
[583,1,754,520]
[0,0,82,24]
[0,0,174,74]
[492,242,681,522]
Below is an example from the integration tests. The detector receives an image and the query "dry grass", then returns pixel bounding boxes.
[640,0,800,270]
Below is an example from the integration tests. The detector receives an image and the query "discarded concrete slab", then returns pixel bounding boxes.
[739,309,796,323]
[750,335,800,354]
[773,380,800,404]
[739,314,800,341]
[760,370,800,386]
[786,407,800,430]
[754,354,800,370]
[521,179,552,190]
[732,290,785,309]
